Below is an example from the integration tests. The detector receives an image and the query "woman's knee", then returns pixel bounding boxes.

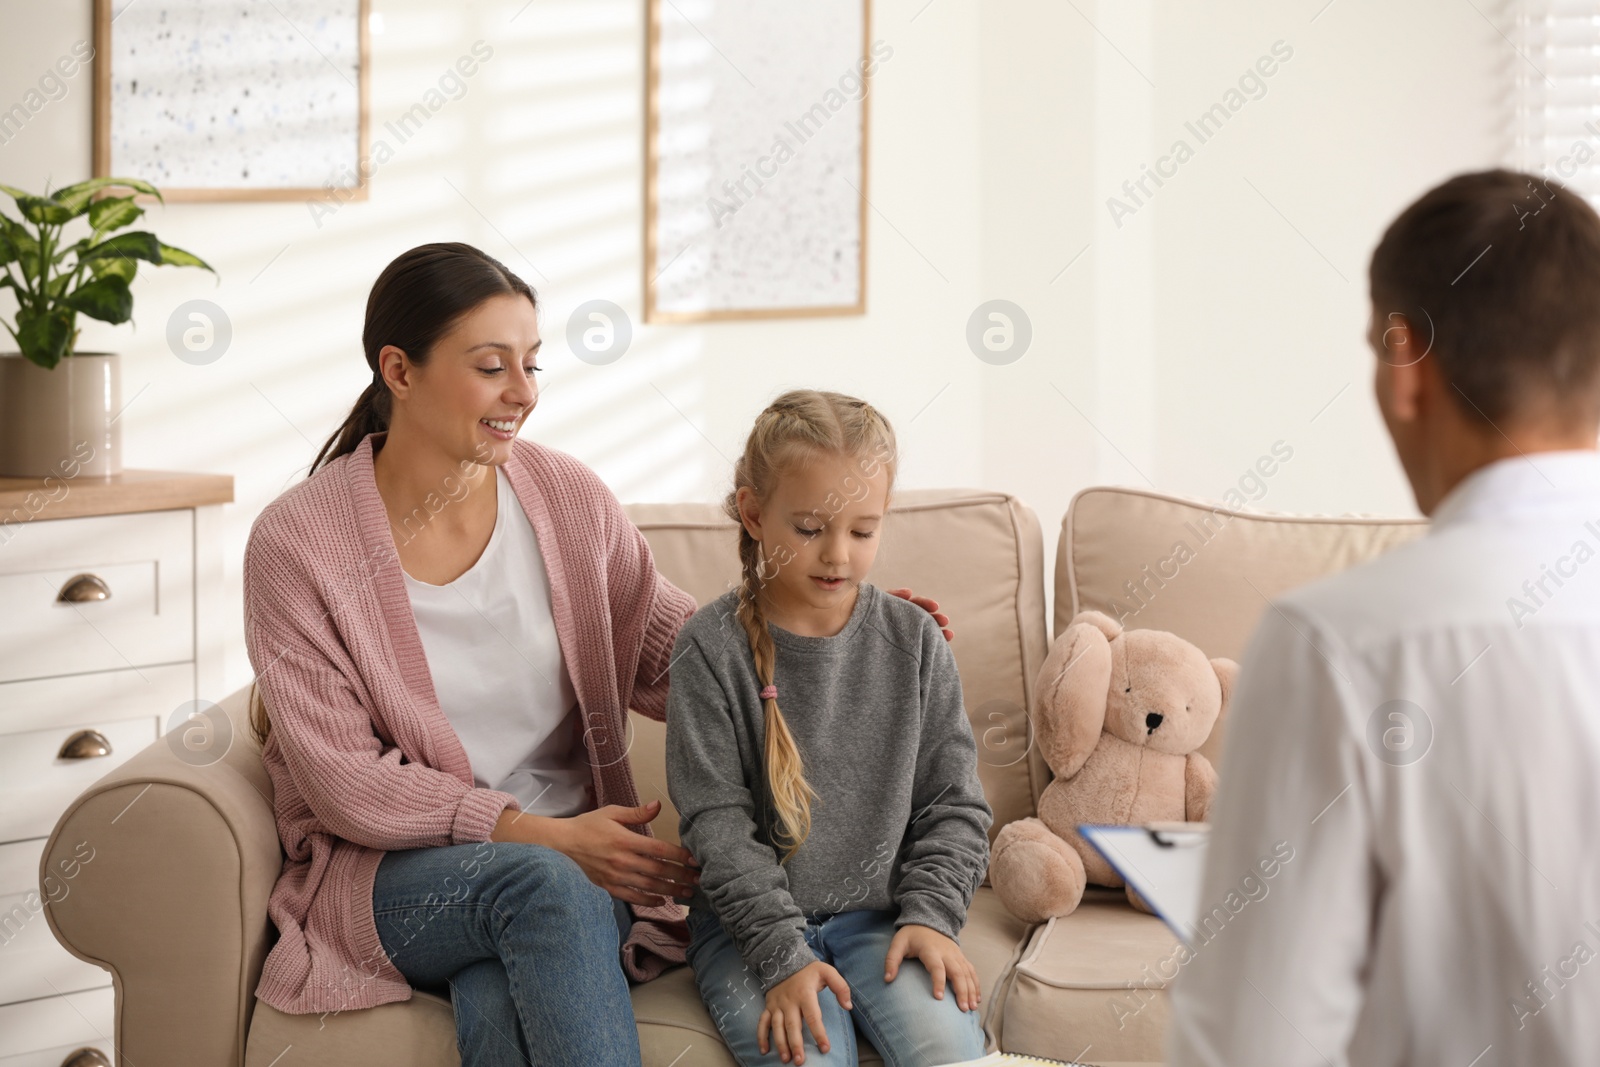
[489,842,611,921]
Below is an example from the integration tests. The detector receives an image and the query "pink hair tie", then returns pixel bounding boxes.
[760,685,778,700]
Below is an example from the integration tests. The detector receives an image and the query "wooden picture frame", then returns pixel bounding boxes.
[92,0,370,203]
[640,1,876,326]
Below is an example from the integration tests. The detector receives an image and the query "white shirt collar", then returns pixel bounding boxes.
[1429,448,1600,529]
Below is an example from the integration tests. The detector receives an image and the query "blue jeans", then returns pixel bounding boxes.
[685,907,986,1067]
[373,841,641,1067]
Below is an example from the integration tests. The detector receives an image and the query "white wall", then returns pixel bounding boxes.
[0,0,1503,698]
[975,0,1504,626]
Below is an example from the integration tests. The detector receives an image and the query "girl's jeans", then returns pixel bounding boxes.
[373,840,641,1067]
[685,905,987,1067]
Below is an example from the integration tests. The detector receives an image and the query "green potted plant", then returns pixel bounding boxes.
[0,177,213,478]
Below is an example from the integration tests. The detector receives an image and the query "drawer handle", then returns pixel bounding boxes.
[61,1050,111,1067]
[58,574,111,603]
[59,730,113,760]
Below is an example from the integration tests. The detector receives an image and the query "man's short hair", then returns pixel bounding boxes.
[1369,168,1600,428]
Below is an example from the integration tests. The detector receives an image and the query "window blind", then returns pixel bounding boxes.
[1512,2,1600,202]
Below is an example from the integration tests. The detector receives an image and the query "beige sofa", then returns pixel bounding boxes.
[41,486,1425,1067]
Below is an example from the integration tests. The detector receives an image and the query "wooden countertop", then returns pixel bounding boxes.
[0,469,234,520]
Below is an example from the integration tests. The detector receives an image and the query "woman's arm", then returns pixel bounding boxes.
[245,524,520,852]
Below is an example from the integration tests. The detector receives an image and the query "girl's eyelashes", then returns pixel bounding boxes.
[789,524,877,539]
[480,364,543,375]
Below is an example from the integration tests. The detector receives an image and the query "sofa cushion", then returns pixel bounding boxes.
[626,489,1052,851]
[1058,487,1426,767]
[245,990,460,1066]
[993,889,1181,1065]
[245,888,1030,1066]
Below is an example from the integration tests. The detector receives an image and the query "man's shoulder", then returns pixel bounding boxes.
[1270,519,1501,648]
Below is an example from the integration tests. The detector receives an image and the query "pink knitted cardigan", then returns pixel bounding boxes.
[242,431,697,1016]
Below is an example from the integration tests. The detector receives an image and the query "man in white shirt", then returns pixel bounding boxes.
[1168,169,1600,1066]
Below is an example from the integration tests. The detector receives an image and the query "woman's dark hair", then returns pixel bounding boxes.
[308,241,539,476]
[249,243,537,750]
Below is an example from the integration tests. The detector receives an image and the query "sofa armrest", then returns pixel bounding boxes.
[41,686,282,1067]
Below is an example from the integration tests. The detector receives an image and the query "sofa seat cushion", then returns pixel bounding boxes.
[994,889,1181,1065]
[245,886,1036,1066]
[244,989,459,1066]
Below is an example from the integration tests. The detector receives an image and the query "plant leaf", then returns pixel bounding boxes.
[54,177,163,215]
[81,230,162,266]
[10,194,73,226]
[51,237,89,265]
[15,306,74,369]
[158,242,215,273]
[88,196,143,235]
[15,247,39,288]
[92,255,138,284]
[62,275,134,325]
[0,216,39,258]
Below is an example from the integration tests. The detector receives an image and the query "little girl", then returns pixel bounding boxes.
[666,390,993,1067]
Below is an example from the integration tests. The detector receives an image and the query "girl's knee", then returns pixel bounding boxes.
[860,973,985,1063]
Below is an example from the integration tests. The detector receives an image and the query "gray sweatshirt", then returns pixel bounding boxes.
[664,581,993,991]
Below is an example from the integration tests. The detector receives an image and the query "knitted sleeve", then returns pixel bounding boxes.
[244,514,520,851]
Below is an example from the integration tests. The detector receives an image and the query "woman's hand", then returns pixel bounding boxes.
[884,924,981,1012]
[886,587,953,641]
[759,960,853,1065]
[494,799,700,906]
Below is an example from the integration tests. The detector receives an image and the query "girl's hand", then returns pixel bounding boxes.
[759,961,853,1065]
[503,799,700,906]
[886,587,953,641]
[885,924,982,1012]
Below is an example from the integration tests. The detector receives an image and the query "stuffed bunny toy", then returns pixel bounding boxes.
[990,610,1238,922]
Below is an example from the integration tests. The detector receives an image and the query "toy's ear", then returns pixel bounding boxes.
[1207,656,1240,740]
[1069,609,1123,642]
[1211,657,1239,711]
[1034,619,1114,780]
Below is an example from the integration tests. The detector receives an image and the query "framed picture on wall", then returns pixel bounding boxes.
[92,0,370,202]
[644,0,876,323]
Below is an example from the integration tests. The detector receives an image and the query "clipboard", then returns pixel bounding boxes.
[1078,822,1209,944]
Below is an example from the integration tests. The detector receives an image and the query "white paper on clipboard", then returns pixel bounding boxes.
[1079,822,1209,944]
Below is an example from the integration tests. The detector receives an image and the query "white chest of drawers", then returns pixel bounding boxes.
[0,470,232,1067]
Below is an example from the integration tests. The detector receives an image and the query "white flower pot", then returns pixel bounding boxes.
[0,352,122,478]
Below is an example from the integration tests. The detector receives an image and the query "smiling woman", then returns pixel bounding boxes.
[240,242,705,1066]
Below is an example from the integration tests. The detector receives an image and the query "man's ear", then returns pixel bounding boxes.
[1376,313,1429,423]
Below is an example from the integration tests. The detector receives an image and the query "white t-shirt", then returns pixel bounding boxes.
[402,465,593,818]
